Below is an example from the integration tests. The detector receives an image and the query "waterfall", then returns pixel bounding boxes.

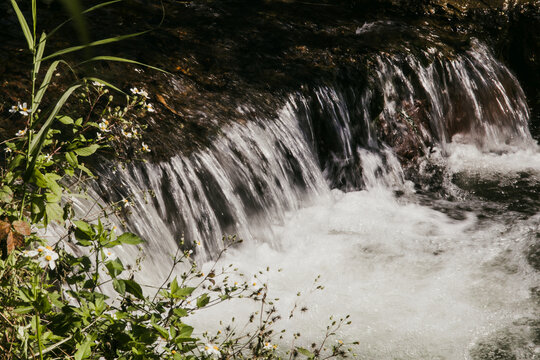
[85,38,534,256]
[70,35,539,359]
[88,96,328,263]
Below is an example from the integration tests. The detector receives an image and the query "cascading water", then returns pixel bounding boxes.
[75,29,539,359]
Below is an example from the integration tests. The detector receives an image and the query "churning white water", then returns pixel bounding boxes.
[191,144,539,360]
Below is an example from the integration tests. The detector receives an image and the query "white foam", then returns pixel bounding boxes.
[445,142,540,176]
[193,187,538,359]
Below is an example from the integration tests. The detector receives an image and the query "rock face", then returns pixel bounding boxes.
[0,0,538,166]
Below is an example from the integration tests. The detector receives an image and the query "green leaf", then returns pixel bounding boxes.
[0,186,13,203]
[73,220,93,236]
[196,293,210,308]
[32,169,48,188]
[77,163,94,177]
[121,279,144,300]
[45,202,64,224]
[174,336,197,344]
[117,232,144,245]
[152,321,169,340]
[174,286,195,299]
[297,347,315,358]
[45,191,61,204]
[66,151,78,167]
[74,144,99,157]
[45,173,62,197]
[173,307,188,318]
[170,277,178,294]
[35,294,52,313]
[74,338,93,360]
[80,56,171,75]
[8,154,25,171]
[14,306,33,314]
[33,32,47,80]
[26,83,82,180]
[18,288,34,303]
[42,31,149,62]
[33,60,63,111]
[10,0,33,51]
[113,278,125,295]
[58,115,74,124]
[31,198,45,220]
[105,259,124,278]
[177,323,194,338]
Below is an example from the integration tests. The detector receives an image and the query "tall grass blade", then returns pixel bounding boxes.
[32,0,37,38]
[48,0,123,39]
[25,84,82,180]
[80,56,171,75]
[33,33,47,78]
[33,60,62,111]
[10,0,34,51]
[42,31,149,62]
[58,0,89,47]
[85,77,125,94]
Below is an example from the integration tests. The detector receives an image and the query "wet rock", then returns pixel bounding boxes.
[470,322,540,360]
[376,99,433,166]
[0,0,537,167]
[527,237,540,271]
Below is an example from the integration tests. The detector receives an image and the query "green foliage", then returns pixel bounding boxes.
[0,1,357,359]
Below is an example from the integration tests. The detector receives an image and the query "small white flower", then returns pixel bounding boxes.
[145,103,155,112]
[4,147,12,154]
[196,241,202,247]
[141,142,151,153]
[263,342,277,350]
[92,81,104,87]
[121,129,133,138]
[122,198,131,208]
[24,245,52,258]
[103,250,117,262]
[9,105,18,113]
[130,87,149,99]
[38,248,59,270]
[98,119,110,132]
[16,128,27,137]
[96,132,104,141]
[44,153,53,162]
[22,250,34,257]
[202,344,220,357]
[18,102,31,116]
[139,89,149,99]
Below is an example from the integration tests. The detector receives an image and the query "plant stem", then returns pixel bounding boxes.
[36,314,44,360]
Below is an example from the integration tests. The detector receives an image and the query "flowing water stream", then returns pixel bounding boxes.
[74,32,539,359]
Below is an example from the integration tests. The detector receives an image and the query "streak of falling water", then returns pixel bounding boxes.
[62,36,539,359]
